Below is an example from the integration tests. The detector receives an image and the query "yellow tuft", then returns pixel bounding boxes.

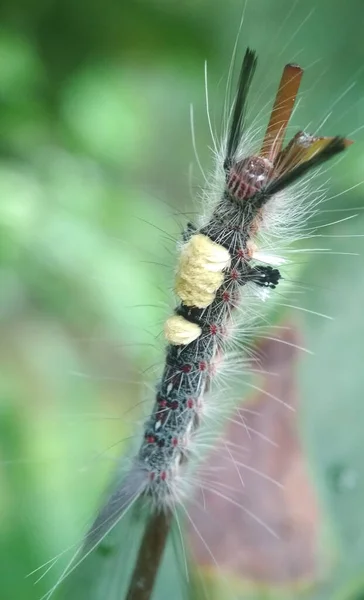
[164,315,202,345]
[175,234,230,308]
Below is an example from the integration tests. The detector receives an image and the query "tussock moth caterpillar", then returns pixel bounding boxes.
[33,39,355,600]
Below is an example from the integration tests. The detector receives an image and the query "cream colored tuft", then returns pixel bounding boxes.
[176,234,230,308]
[164,315,202,345]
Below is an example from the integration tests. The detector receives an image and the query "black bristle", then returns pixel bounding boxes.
[255,136,347,207]
[225,48,258,167]
[250,265,282,289]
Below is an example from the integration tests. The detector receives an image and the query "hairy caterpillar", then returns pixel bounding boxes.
[36,44,353,600]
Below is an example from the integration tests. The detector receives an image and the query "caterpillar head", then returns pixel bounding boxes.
[226,155,273,200]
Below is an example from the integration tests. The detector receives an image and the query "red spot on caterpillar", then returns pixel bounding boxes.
[160,471,167,481]
[231,269,239,281]
[187,398,194,409]
[170,400,179,410]
[182,364,192,373]
[210,324,218,335]
[222,291,230,302]
[158,397,167,407]
[146,435,155,444]
[199,361,207,371]
[237,248,246,259]
[172,437,178,447]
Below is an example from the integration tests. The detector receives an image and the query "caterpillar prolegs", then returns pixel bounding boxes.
[44,48,352,600]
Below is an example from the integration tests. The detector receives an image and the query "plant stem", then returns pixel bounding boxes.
[125,509,172,600]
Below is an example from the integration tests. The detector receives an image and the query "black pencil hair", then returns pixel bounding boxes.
[225,48,258,166]
[255,136,347,207]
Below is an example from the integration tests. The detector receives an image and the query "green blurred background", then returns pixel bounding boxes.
[1,0,364,599]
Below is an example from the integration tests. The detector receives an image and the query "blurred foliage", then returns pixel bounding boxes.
[0,0,364,599]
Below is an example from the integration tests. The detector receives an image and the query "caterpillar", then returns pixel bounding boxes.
[40,47,352,600]
[122,52,349,516]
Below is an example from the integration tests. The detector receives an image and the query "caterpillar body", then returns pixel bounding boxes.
[43,48,352,600]
[123,52,348,513]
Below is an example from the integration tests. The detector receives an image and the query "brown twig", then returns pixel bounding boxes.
[261,63,303,161]
[125,509,173,600]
